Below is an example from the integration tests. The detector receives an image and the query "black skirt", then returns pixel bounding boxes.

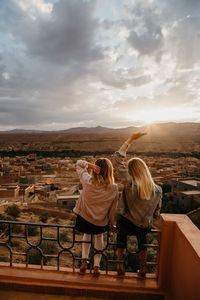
[75,215,109,234]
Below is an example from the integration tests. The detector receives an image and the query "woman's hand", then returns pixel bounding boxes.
[109,224,118,233]
[87,163,101,174]
[127,132,147,144]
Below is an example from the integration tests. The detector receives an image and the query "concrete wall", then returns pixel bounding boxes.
[158,214,200,300]
[177,192,200,209]
[171,179,199,192]
[0,186,20,198]
[0,176,18,184]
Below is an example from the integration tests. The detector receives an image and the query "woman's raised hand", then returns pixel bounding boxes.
[128,132,147,144]
[87,163,101,174]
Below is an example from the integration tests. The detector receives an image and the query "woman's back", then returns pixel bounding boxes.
[113,151,162,228]
[120,181,162,228]
[73,159,118,226]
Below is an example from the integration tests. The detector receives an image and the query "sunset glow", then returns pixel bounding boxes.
[130,107,194,125]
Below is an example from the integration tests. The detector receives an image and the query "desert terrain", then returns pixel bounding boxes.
[0,122,200,154]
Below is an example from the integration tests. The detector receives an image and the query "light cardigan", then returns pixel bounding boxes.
[73,160,119,227]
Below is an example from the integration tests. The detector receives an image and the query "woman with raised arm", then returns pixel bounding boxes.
[113,132,162,278]
[73,158,118,276]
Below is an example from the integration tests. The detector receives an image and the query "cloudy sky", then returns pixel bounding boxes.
[0,0,200,130]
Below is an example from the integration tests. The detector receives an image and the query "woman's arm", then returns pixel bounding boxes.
[108,187,119,225]
[119,132,147,153]
[76,160,101,185]
[75,160,90,184]
[108,187,119,232]
[153,197,162,220]
[153,194,162,229]
[113,132,147,185]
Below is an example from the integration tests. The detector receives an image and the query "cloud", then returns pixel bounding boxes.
[13,0,53,15]
[122,0,200,68]
[0,0,199,130]
[14,0,103,66]
[113,79,198,115]
[166,17,200,68]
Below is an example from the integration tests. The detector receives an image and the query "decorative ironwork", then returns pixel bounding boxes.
[0,220,160,276]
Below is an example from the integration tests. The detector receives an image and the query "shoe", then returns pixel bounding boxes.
[117,263,125,276]
[137,266,146,279]
[80,259,87,274]
[93,266,100,277]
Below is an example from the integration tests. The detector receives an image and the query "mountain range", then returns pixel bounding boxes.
[0,122,199,153]
[1,122,200,135]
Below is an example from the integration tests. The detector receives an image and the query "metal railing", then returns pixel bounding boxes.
[0,220,160,276]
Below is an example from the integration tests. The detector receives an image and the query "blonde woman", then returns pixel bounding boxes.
[73,158,118,276]
[113,133,162,278]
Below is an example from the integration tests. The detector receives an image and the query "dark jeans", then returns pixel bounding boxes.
[117,215,151,251]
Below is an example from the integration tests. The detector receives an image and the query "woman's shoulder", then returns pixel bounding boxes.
[154,184,162,195]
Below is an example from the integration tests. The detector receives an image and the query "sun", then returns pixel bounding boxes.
[130,108,187,125]
[132,109,168,125]
[142,111,162,125]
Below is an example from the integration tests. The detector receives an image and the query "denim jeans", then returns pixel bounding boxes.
[117,215,151,251]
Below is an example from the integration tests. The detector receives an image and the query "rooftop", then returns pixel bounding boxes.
[181,190,200,195]
[180,180,200,187]
[56,195,79,200]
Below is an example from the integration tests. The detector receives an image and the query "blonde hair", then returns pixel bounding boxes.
[92,158,114,190]
[128,157,155,200]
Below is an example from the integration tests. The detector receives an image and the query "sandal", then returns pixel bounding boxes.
[93,266,100,277]
[117,263,125,276]
[137,266,146,279]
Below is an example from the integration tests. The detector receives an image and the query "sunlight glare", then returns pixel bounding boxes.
[129,108,189,125]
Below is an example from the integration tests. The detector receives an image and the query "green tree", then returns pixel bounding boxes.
[27,241,57,265]
[6,205,20,219]
[0,214,13,235]
[39,212,49,223]
[50,184,59,191]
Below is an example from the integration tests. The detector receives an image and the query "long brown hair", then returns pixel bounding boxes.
[92,158,114,190]
[128,157,155,200]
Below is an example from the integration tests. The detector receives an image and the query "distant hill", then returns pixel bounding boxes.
[0,122,199,153]
[0,126,115,134]
[0,128,46,134]
[1,122,199,135]
[59,125,117,133]
[1,122,200,135]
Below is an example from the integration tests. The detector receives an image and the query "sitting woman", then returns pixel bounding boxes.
[113,132,162,278]
[73,158,118,276]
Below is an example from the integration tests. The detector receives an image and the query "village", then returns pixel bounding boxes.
[0,153,200,214]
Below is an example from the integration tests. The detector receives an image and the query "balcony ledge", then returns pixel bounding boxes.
[0,264,166,300]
